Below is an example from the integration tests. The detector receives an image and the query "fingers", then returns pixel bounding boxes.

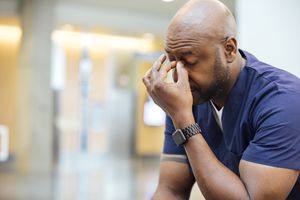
[150,54,174,83]
[142,69,151,93]
[176,61,189,84]
[158,61,176,81]
[142,54,165,91]
[164,61,177,73]
[142,69,163,108]
[153,54,166,72]
[142,54,173,94]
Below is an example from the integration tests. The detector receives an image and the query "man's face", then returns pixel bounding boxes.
[165,38,230,105]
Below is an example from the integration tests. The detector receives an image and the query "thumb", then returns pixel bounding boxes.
[176,62,189,84]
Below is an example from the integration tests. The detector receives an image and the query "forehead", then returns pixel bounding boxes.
[165,46,193,56]
[165,27,214,55]
[165,36,211,57]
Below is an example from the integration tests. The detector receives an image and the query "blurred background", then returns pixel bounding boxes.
[0,0,299,199]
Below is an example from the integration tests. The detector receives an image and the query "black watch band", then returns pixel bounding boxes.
[172,123,201,146]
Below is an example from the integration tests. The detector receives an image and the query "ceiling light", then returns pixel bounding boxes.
[162,0,174,2]
[61,24,74,31]
[142,33,155,41]
[0,25,22,42]
[52,30,153,51]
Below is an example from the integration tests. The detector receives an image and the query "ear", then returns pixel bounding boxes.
[224,37,237,63]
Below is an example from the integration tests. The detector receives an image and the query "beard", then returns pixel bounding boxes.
[192,50,230,105]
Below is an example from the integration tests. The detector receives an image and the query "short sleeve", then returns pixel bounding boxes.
[242,90,300,170]
[163,115,186,155]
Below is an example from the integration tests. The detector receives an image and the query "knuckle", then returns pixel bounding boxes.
[145,69,151,75]
[144,70,151,78]
[153,60,162,69]
[150,88,155,95]
[150,86,155,94]
[153,82,163,90]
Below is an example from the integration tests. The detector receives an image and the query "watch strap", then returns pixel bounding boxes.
[172,123,202,146]
[181,123,201,139]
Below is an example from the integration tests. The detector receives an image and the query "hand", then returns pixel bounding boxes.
[142,54,194,127]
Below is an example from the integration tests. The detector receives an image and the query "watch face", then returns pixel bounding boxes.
[172,129,186,146]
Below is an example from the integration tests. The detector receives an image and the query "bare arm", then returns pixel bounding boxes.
[152,154,195,200]
[184,131,299,200]
[240,160,299,200]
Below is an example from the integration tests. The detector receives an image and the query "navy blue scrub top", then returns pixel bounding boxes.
[163,50,300,199]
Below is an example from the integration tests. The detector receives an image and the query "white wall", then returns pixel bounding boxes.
[0,0,18,17]
[236,0,300,77]
[55,1,172,37]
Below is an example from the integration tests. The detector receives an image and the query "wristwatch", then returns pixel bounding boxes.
[172,123,201,146]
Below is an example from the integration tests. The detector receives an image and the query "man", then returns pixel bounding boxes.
[142,0,300,199]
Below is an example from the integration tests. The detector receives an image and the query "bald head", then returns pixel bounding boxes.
[167,0,237,43]
[164,0,244,107]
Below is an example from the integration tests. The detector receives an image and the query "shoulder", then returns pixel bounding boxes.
[242,50,300,93]
[241,50,300,120]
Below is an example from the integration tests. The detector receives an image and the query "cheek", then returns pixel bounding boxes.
[188,71,214,90]
[186,71,196,85]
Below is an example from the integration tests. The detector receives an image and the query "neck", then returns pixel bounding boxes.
[212,51,246,109]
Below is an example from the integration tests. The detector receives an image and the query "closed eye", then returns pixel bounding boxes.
[182,60,197,67]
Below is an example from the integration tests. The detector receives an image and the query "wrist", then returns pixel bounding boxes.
[172,123,201,147]
[172,112,195,129]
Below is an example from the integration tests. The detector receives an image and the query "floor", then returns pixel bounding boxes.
[0,153,204,200]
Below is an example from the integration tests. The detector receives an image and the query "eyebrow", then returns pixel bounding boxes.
[165,48,194,56]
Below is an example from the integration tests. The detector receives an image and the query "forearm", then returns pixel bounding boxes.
[173,116,249,200]
[185,133,249,200]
